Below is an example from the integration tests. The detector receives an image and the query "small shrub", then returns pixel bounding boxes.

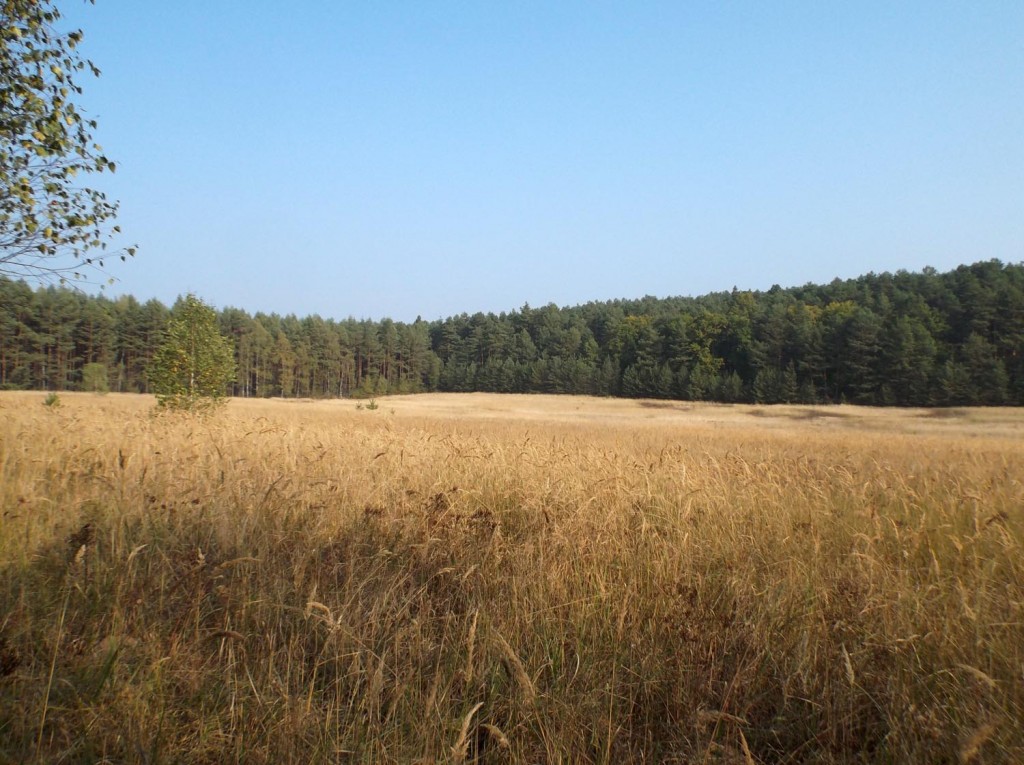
[43,391,60,408]
[81,362,110,394]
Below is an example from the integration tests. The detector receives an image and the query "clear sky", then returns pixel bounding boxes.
[60,1,1023,322]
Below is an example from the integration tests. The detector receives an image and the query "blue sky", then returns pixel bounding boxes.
[61,1,1023,322]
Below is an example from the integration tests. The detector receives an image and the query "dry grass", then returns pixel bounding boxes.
[0,391,1022,763]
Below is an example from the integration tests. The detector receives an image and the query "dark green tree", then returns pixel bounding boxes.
[882,316,937,405]
[960,332,1009,405]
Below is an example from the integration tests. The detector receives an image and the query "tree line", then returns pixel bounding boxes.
[1,259,1021,406]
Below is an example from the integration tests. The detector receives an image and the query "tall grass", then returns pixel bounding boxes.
[0,392,1021,763]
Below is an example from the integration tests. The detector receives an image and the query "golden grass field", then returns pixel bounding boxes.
[1,391,1022,763]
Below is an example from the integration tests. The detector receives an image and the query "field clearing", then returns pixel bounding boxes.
[1,392,1022,763]
[375,392,1024,437]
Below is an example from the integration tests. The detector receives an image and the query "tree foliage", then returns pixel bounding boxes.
[148,294,234,411]
[80,359,106,391]
[0,0,132,281]
[1,260,1023,407]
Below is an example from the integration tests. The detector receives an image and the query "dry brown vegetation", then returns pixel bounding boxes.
[1,391,1022,764]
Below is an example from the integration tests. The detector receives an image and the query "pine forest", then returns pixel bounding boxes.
[2,259,1022,407]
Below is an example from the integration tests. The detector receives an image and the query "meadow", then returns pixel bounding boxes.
[0,391,1022,763]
